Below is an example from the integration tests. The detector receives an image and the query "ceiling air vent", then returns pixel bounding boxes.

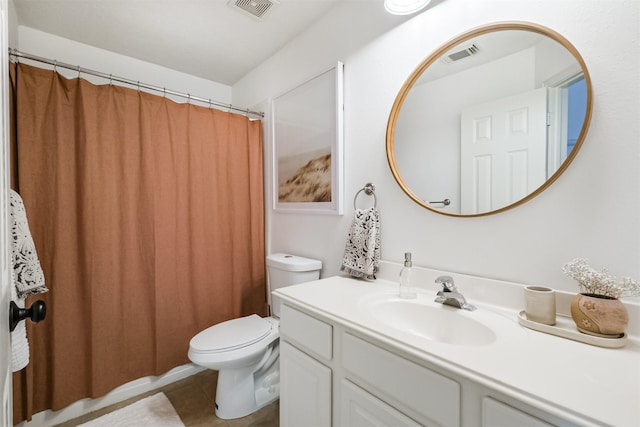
[441,44,480,64]
[228,0,278,20]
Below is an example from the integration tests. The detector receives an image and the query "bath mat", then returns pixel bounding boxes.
[78,393,185,427]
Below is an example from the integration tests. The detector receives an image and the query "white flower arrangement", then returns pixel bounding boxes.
[562,258,640,299]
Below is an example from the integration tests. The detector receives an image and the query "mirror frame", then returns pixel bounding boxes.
[386,21,593,217]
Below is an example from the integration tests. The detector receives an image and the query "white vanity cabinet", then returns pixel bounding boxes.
[279,299,580,427]
[280,302,461,426]
[275,274,639,426]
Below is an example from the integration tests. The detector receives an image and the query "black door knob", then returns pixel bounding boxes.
[9,300,47,332]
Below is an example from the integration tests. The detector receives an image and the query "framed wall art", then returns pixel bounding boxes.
[272,62,344,214]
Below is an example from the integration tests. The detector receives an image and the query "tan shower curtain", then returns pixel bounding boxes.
[10,62,266,422]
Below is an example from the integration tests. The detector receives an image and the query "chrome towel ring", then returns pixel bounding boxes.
[354,183,377,209]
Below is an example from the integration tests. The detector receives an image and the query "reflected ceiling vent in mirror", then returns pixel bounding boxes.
[441,44,480,64]
[228,0,279,20]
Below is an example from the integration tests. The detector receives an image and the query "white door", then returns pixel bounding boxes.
[460,88,548,214]
[1,0,13,424]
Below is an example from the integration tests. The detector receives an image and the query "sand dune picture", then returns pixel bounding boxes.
[272,63,343,213]
[278,152,332,202]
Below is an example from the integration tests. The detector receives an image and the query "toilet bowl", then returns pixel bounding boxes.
[188,315,280,419]
[187,253,321,419]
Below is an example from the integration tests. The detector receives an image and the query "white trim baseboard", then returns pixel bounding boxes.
[15,363,205,427]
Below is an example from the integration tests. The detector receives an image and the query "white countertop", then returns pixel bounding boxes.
[274,266,640,427]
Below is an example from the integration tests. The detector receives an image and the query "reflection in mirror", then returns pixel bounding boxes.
[387,22,592,217]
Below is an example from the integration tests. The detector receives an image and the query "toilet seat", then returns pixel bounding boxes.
[187,253,321,420]
[190,314,274,354]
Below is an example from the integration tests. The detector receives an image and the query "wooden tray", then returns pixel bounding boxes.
[517,311,627,348]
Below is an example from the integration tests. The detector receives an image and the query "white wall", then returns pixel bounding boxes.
[234,0,640,297]
[9,1,639,297]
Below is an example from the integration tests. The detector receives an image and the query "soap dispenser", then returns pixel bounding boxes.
[399,252,417,299]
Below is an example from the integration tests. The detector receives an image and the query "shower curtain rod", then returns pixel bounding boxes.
[9,49,264,118]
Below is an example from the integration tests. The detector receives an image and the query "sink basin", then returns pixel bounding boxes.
[366,296,496,346]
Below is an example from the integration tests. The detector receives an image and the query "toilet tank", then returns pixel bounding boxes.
[267,253,322,317]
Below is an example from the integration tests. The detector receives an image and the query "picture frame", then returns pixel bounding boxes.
[272,62,344,215]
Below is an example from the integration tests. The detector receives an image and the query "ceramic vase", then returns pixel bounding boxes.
[570,293,629,337]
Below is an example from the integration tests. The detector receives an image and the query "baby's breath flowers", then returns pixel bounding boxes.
[562,258,640,299]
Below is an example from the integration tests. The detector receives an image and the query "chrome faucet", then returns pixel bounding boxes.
[434,276,476,311]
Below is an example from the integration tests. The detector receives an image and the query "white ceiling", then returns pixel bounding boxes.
[13,0,345,86]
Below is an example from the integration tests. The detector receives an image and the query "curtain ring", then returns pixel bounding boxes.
[108,74,113,86]
[187,94,191,103]
[137,81,140,91]
[208,99,212,108]
[53,60,57,72]
[163,87,166,98]
[77,65,81,78]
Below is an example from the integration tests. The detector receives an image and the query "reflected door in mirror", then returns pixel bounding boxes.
[460,88,547,214]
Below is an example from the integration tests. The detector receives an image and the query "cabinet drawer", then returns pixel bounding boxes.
[483,397,554,427]
[280,304,333,361]
[341,379,422,427]
[343,332,460,426]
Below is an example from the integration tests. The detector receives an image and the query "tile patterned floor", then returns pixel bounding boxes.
[55,370,279,427]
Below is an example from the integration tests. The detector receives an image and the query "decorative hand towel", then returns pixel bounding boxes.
[10,189,47,371]
[10,189,47,298]
[340,207,381,280]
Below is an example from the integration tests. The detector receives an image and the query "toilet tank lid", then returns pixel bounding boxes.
[267,253,322,272]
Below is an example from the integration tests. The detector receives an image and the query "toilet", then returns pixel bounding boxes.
[188,253,322,419]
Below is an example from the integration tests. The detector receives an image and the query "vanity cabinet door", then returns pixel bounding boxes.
[280,340,332,427]
[340,379,423,427]
[482,397,554,427]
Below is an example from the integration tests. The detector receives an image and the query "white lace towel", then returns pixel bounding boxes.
[10,189,47,298]
[10,189,48,372]
[340,207,380,280]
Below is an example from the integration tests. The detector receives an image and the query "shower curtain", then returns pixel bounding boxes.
[9,62,266,422]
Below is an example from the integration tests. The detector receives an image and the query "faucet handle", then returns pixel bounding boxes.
[435,275,457,292]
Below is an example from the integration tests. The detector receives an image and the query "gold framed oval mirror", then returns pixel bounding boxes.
[386,22,592,217]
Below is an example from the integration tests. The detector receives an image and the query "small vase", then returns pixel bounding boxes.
[570,293,629,337]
